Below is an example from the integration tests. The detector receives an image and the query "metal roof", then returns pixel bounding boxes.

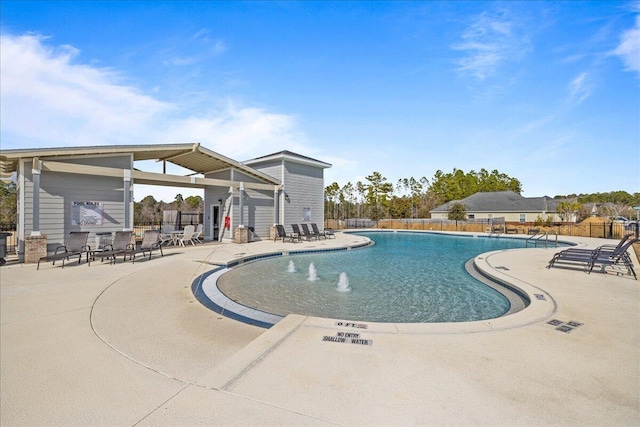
[0,143,280,185]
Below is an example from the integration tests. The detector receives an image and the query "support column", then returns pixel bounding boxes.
[26,157,47,262]
[124,170,132,230]
[31,158,42,237]
[270,187,280,241]
[238,182,244,227]
[273,187,279,225]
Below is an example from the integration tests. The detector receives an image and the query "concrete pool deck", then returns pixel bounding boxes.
[1,231,638,426]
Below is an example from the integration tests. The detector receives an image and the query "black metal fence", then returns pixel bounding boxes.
[325,218,638,240]
[0,224,17,252]
[2,218,636,255]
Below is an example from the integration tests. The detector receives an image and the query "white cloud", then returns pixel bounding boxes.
[0,32,312,163]
[452,10,531,81]
[163,103,310,160]
[516,115,556,135]
[613,15,640,75]
[1,33,172,146]
[567,71,592,105]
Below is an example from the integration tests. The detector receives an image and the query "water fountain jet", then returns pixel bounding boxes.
[288,260,296,273]
[308,263,318,281]
[336,272,351,292]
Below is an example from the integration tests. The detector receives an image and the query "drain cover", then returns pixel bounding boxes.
[547,319,583,333]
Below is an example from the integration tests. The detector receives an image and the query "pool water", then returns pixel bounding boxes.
[217,232,528,323]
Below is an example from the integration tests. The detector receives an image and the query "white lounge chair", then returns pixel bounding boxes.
[177,225,196,246]
[159,224,176,246]
[191,224,203,244]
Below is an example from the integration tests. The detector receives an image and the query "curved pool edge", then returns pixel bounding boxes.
[192,231,561,334]
[191,236,375,328]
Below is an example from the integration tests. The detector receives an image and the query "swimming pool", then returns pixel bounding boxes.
[213,231,531,324]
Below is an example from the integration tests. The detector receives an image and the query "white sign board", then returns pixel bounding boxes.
[302,207,312,221]
[71,201,104,226]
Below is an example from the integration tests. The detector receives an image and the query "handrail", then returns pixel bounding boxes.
[526,231,558,248]
[487,225,503,238]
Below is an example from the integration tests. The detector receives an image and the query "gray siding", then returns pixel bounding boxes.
[233,170,275,241]
[251,159,282,182]
[203,169,276,241]
[282,161,325,229]
[21,155,132,254]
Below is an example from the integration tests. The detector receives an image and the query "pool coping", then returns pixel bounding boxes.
[192,230,567,333]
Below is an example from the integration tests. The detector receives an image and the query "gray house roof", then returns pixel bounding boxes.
[431,191,561,213]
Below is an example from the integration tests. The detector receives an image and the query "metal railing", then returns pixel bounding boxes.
[525,231,558,248]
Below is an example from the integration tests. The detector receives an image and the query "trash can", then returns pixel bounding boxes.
[0,232,12,266]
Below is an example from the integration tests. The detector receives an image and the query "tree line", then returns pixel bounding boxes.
[324,168,639,222]
[134,194,204,224]
[0,175,637,225]
[325,168,522,221]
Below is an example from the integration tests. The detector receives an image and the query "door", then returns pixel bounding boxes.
[210,204,221,241]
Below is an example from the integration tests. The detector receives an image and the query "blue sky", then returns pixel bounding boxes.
[1,1,639,202]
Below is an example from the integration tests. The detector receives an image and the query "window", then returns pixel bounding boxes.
[519,214,526,223]
[468,214,475,219]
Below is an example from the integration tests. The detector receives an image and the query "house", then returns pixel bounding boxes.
[429,191,569,223]
[0,143,331,262]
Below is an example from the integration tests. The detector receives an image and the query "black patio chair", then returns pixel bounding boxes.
[37,231,90,270]
[554,233,633,259]
[291,224,308,241]
[275,224,299,243]
[311,223,333,239]
[547,237,638,279]
[300,224,318,241]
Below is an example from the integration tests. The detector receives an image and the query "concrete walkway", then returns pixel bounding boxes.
[1,232,638,426]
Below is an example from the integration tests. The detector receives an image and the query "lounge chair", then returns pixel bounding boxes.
[311,223,333,239]
[556,233,633,257]
[549,234,635,269]
[303,223,322,240]
[300,224,318,241]
[159,224,176,246]
[91,230,133,265]
[275,224,299,242]
[591,243,637,279]
[291,224,308,241]
[547,237,638,279]
[124,230,163,263]
[176,225,196,247]
[37,231,90,270]
[191,224,204,244]
[548,236,635,266]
